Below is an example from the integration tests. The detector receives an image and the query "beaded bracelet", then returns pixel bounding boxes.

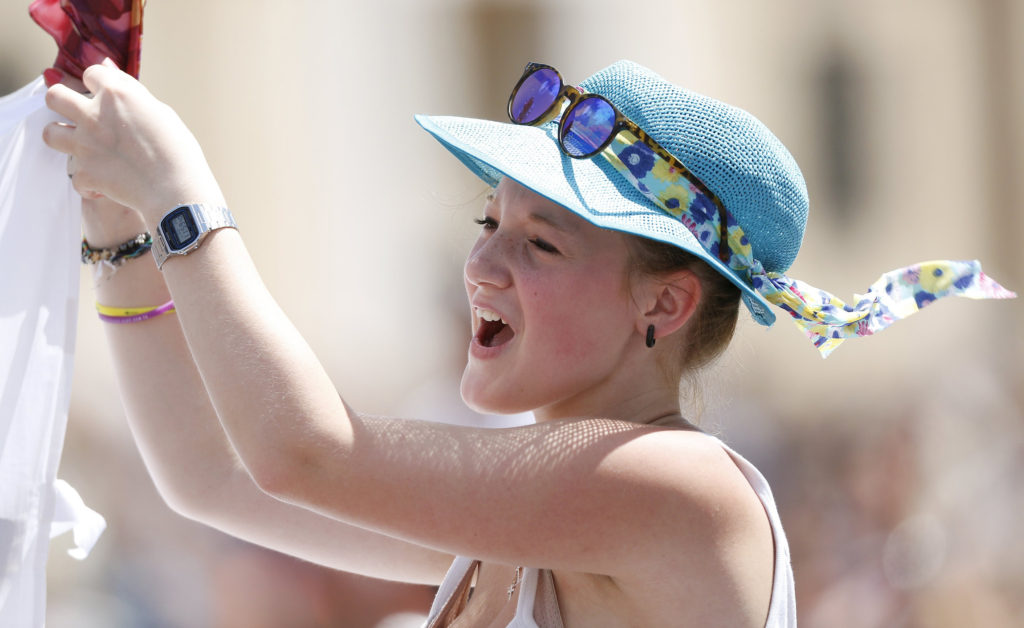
[81,232,152,267]
[96,299,176,324]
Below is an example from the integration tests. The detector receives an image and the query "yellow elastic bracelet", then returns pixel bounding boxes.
[96,300,176,324]
[95,302,164,317]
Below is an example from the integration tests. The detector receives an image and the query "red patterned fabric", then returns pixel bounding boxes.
[29,0,144,78]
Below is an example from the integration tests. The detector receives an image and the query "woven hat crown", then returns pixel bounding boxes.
[581,61,808,273]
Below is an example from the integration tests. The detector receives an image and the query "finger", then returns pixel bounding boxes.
[70,173,102,200]
[45,83,90,123]
[42,121,77,154]
[82,59,122,94]
[65,156,92,188]
[77,186,105,201]
[69,166,105,200]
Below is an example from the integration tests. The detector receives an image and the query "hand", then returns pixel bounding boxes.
[43,68,163,245]
[42,58,225,224]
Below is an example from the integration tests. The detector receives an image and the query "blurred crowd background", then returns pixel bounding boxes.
[2,1,1022,626]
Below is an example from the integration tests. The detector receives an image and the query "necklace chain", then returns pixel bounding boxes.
[507,566,523,601]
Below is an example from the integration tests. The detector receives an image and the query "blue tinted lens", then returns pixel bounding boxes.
[510,68,561,124]
[560,96,616,157]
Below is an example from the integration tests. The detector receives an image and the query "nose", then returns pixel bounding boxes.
[464,231,513,290]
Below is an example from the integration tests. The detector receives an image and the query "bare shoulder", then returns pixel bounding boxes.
[596,428,776,625]
[598,426,768,533]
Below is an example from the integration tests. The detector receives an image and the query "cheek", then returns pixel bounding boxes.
[528,276,631,360]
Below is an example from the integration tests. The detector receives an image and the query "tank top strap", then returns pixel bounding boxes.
[508,566,565,628]
[424,559,565,628]
[507,566,541,628]
[423,556,479,628]
[715,441,798,627]
[531,568,566,627]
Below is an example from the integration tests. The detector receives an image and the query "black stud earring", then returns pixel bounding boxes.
[645,324,656,348]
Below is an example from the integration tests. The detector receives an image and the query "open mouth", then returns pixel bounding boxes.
[475,308,516,348]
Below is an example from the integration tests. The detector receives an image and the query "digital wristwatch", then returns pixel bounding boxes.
[152,203,237,269]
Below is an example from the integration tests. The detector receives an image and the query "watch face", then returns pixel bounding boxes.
[161,206,199,251]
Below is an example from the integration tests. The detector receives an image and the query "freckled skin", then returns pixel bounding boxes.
[461,179,645,420]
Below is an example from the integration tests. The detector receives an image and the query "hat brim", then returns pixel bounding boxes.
[415,114,776,327]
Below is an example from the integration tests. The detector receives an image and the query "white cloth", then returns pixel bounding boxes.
[0,77,103,627]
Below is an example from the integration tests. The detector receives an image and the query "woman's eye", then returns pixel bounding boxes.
[530,238,559,254]
[474,216,498,230]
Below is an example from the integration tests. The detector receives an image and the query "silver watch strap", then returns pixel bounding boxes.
[152,203,237,269]
[197,203,237,232]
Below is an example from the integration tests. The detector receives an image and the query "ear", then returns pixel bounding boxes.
[633,270,702,344]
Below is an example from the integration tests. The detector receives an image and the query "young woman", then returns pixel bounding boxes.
[42,58,1010,627]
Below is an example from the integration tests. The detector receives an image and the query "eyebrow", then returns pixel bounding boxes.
[526,211,573,233]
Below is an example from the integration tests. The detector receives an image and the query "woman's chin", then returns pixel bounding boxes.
[459,373,526,416]
[459,385,502,415]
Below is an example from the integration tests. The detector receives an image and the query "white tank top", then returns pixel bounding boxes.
[423,438,797,627]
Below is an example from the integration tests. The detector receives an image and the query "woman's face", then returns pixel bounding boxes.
[461,179,643,419]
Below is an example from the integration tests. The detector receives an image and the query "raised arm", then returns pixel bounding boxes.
[44,62,769,587]
[68,127,452,586]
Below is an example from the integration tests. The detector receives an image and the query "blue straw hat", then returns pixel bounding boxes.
[415,60,810,327]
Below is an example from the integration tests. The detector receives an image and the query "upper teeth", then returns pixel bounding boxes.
[477,308,506,324]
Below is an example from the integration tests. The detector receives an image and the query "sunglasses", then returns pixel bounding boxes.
[507,62,730,263]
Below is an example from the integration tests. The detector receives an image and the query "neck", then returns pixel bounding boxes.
[532,384,683,426]
[532,338,689,424]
